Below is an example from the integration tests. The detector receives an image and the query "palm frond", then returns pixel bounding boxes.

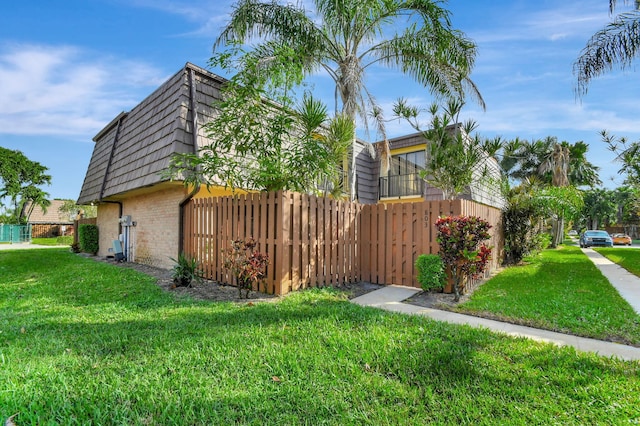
[574,10,640,96]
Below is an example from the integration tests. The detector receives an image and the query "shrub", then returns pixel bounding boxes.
[502,203,540,265]
[222,238,269,298]
[78,224,99,255]
[70,242,81,253]
[170,253,203,288]
[435,215,492,302]
[534,232,552,251]
[415,254,445,291]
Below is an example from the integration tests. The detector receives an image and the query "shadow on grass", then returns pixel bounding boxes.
[3,250,640,423]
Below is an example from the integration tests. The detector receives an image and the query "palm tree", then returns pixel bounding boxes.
[215,0,484,200]
[503,137,600,246]
[501,138,552,183]
[602,130,640,187]
[574,0,640,95]
[582,188,617,230]
[18,189,51,224]
[567,141,602,188]
[539,139,570,188]
[503,137,601,187]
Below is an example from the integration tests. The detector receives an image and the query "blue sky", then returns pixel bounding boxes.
[1,0,639,201]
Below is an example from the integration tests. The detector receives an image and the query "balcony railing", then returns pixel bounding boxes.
[379,173,425,199]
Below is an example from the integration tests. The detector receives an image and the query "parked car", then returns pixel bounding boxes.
[612,233,633,246]
[568,230,578,236]
[579,230,613,248]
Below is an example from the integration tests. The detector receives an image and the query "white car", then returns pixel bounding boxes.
[568,230,578,236]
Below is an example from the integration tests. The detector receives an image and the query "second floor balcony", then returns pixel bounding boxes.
[379,173,425,199]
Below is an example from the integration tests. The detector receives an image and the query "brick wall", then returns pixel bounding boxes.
[96,203,121,257]
[119,186,188,269]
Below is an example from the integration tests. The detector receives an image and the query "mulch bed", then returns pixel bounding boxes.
[87,255,490,308]
[90,256,385,303]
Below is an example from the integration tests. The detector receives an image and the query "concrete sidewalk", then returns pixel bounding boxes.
[582,248,640,314]
[0,243,68,251]
[351,248,640,361]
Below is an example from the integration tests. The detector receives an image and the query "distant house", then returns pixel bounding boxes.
[77,62,503,269]
[27,199,74,238]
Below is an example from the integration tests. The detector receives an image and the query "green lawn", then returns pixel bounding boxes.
[2,249,640,423]
[454,246,640,346]
[31,236,73,246]
[596,247,640,277]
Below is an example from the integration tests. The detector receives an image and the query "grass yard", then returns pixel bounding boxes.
[31,236,73,246]
[595,247,640,277]
[454,246,640,346]
[1,249,640,424]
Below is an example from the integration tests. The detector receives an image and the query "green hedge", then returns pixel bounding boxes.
[78,224,99,254]
[415,254,445,291]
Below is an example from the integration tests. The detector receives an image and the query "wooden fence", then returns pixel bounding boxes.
[183,191,502,295]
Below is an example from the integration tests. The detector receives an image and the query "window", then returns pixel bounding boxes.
[388,151,425,177]
[379,150,425,198]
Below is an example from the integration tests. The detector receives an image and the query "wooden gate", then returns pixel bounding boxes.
[183,191,502,295]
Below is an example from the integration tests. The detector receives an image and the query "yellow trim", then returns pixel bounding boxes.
[379,196,424,204]
[192,185,250,199]
[390,144,426,156]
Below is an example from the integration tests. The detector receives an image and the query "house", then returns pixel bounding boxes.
[27,199,75,238]
[78,62,503,269]
[378,131,504,208]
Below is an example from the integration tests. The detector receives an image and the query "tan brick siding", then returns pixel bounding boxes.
[95,186,188,269]
[96,203,121,257]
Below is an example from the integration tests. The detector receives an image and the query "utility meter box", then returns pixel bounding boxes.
[119,215,132,226]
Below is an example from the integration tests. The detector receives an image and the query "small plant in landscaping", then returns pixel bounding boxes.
[170,253,203,287]
[435,215,492,302]
[415,254,446,291]
[70,242,81,253]
[222,237,269,298]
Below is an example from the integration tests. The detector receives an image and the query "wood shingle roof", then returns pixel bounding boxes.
[77,63,226,204]
[27,200,73,224]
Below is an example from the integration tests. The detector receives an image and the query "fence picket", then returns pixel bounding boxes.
[182,192,502,295]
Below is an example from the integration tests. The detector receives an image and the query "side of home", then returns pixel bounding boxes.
[77,63,224,267]
[78,62,503,273]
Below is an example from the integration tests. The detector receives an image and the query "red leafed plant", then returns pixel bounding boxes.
[222,238,269,298]
[435,215,492,301]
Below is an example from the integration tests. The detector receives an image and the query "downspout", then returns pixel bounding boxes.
[178,67,201,254]
[99,113,126,236]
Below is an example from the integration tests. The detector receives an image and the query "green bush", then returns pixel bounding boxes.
[502,203,540,265]
[415,254,446,291]
[535,232,552,251]
[78,224,99,254]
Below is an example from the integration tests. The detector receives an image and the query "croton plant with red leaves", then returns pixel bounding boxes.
[435,215,492,301]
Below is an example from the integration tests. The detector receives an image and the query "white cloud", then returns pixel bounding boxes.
[123,0,234,38]
[0,43,167,138]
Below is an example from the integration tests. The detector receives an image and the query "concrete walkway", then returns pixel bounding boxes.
[582,248,640,314]
[0,243,68,251]
[351,248,640,361]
